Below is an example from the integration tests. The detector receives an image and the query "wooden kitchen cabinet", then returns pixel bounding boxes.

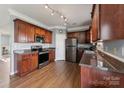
[91,5,99,42]
[14,19,27,43]
[14,19,35,43]
[45,31,52,43]
[77,48,84,63]
[85,30,91,43]
[15,51,38,76]
[100,4,124,40]
[67,32,78,38]
[49,49,55,62]
[67,31,87,44]
[26,24,35,43]
[30,52,38,71]
[14,19,52,43]
[35,27,45,36]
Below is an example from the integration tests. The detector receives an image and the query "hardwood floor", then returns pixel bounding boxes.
[10,61,80,88]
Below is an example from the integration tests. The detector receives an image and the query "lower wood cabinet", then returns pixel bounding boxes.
[81,66,124,88]
[49,49,55,62]
[15,51,38,77]
[77,48,84,63]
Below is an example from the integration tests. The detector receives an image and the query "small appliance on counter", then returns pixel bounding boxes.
[31,46,49,68]
[2,46,9,55]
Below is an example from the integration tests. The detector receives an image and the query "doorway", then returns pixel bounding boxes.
[0,34,11,87]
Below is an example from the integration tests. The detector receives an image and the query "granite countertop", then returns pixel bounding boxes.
[14,47,55,54]
[14,49,38,54]
[79,50,124,74]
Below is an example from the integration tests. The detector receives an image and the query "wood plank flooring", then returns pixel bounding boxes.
[10,61,80,88]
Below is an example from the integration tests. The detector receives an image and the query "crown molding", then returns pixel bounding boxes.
[67,25,90,32]
[8,8,90,32]
[8,8,49,30]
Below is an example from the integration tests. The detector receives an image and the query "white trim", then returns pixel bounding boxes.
[67,25,89,32]
[8,8,49,30]
[8,8,90,32]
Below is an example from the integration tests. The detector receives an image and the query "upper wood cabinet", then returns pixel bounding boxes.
[45,31,52,43]
[35,27,45,36]
[67,31,87,44]
[14,19,52,43]
[14,19,35,43]
[91,5,99,42]
[27,23,35,43]
[85,30,91,43]
[14,19,27,43]
[100,4,124,40]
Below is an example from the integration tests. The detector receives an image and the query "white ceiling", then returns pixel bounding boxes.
[0,4,93,31]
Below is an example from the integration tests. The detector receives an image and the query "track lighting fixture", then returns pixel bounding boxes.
[44,4,68,26]
[45,4,49,9]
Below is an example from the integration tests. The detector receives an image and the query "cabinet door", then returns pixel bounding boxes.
[26,24,35,43]
[100,4,124,40]
[14,21,19,42]
[14,19,35,43]
[86,31,91,43]
[67,32,74,38]
[35,27,45,36]
[19,55,30,76]
[40,28,45,36]
[30,53,38,71]
[69,32,78,38]
[77,48,84,62]
[17,21,27,43]
[45,31,52,43]
[49,49,55,62]
[118,5,124,39]
[35,27,40,35]
[100,4,118,40]
[78,32,86,44]
[91,5,99,42]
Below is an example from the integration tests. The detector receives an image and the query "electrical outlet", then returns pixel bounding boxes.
[105,47,108,51]
[113,48,117,54]
[122,47,124,56]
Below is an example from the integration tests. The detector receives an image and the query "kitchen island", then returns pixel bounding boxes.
[79,50,124,88]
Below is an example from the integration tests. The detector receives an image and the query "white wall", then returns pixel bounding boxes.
[55,30,67,61]
[0,23,13,76]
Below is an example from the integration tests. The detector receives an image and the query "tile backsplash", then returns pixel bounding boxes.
[13,43,54,51]
[103,40,124,59]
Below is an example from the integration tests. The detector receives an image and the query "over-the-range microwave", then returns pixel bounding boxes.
[35,34,45,43]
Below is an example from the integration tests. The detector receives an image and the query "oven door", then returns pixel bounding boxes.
[39,52,49,65]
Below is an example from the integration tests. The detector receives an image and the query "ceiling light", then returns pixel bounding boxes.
[61,15,64,18]
[59,30,63,33]
[45,5,48,9]
[64,18,67,22]
[51,11,54,16]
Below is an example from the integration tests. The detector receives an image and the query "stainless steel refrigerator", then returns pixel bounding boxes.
[65,38,78,63]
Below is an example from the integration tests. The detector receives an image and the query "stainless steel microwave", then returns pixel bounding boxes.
[35,34,45,43]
